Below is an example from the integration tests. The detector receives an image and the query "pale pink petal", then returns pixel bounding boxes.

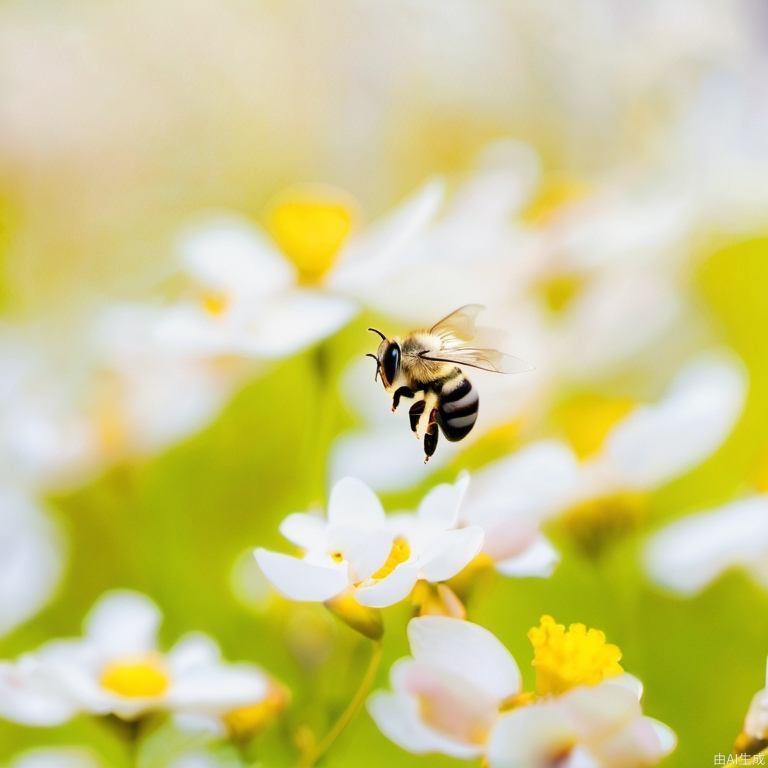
[367,689,481,759]
[408,617,520,700]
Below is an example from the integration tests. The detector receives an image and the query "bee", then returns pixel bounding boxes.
[366,305,530,462]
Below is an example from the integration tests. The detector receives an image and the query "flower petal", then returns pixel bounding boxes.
[407,617,520,700]
[328,529,391,582]
[0,658,76,726]
[0,490,63,638]
[495,535,559,578]
[84,591,161,656]
[167,663,268,714]
[328,477,385,528]
[644,495,768,594]
[487,704,576,768]
[367,690,482,759]
[279,513,327,550]
[355,565,419,608]
[168,633,221,672]
[604,353,746,488]
[418,526,484,582]
[417,473,470,529]
[254,549,347,601]
[466,441,580,526]
[178,215,294,297]
[240,291,356,358]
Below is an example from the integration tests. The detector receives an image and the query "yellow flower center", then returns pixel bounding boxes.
[266,186,355,285]
[200,291,230,317]
[100,654,170,698]
[371,537,411,580]
[528,615,623,696]
[223,682,288,741]
[538,274,584,313]
[559,491,647,559]
[559,395,636,460]
[521,177,590,225]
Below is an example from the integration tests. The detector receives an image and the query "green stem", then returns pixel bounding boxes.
[300,640,383,767]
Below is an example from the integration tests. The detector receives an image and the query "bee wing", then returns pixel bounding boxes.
[426,304,532,373]
[418,346,533,374]
[429,304,485,340]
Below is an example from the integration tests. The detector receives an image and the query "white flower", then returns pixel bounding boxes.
[369,616,675,767]
[0,331,96,491]
[0,655,76,727]
[0,489,63,639]
[460,441,579,577]
[255,475,483,608]
[583,353,746,492]
[487,679,675,768]
[154,211,357,360]
[540,352,746,554]
[86,304,238,458]
[14,591,277,724]
[155,175,451,363]
[644,495,768,595]
[368,616,522,758]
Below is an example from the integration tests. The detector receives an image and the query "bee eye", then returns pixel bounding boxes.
[382,343,400,386]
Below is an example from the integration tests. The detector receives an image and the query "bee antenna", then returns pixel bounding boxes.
[365,353,380,382]
[368,327,386,341]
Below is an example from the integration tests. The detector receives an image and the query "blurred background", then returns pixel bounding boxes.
[1,0,768,765]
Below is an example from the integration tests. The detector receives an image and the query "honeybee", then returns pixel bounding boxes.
[366,305,530,462]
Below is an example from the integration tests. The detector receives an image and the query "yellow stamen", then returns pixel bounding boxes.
[560,491,647,559]
[100,654,170,698]
[330,550,345,563]
[559,395,636,460]
[371,537,411,580]
[266,186,354,284]
[223,681,289,741]
[538,274,583,313]
[201,291,230,317]
[528,615,623,696]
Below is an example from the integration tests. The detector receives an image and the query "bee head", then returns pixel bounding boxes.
[367,328,400,388]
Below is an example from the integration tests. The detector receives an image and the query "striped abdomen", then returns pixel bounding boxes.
[437,375,478,442]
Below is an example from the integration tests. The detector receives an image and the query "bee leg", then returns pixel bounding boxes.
[392,386,415,412]
[409,400,425,433]
[423,410,439,462]
[415,391,439,440]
